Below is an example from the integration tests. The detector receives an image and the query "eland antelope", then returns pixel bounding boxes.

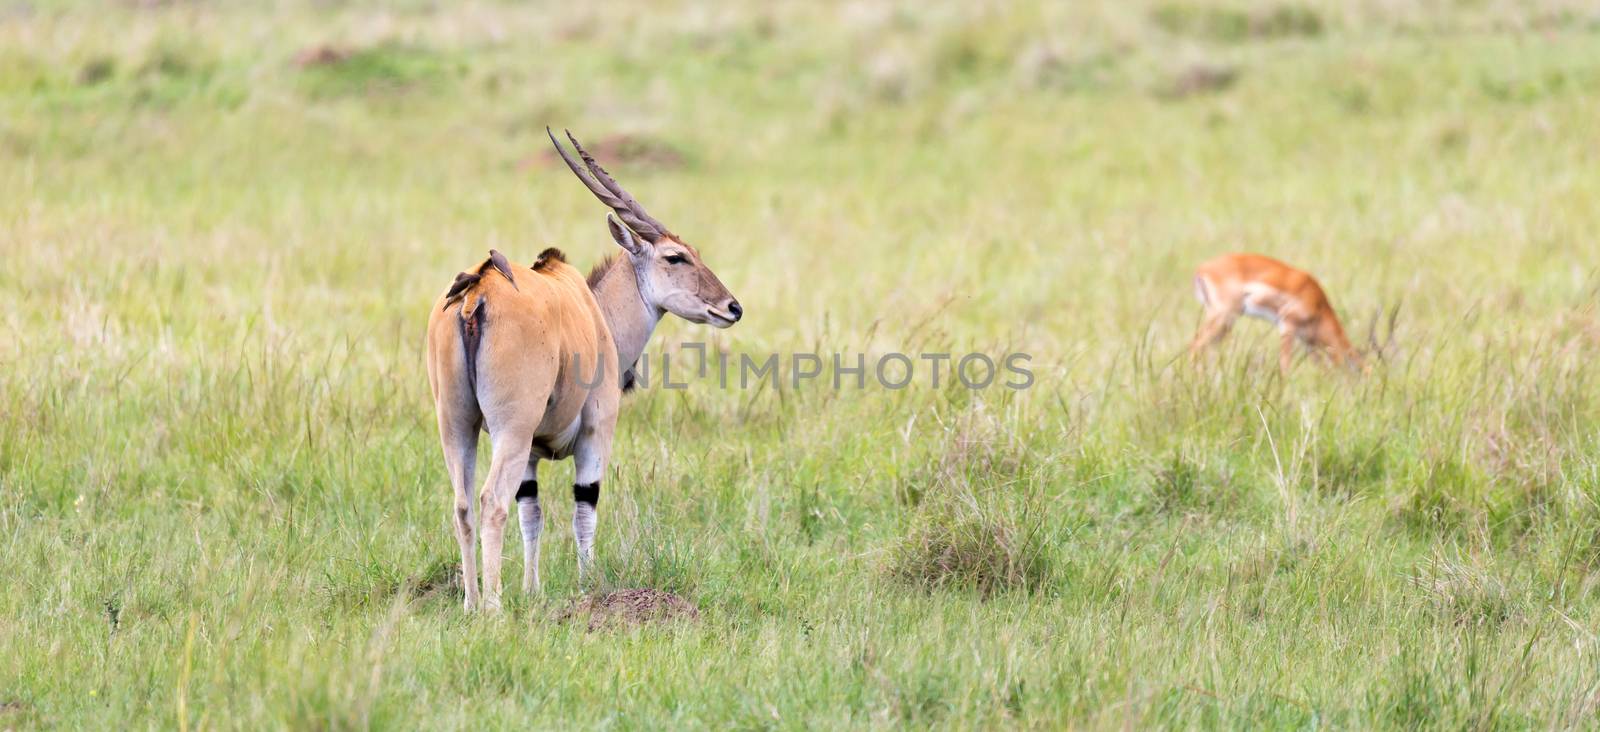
[1189,253,1362,374]
[426,129,742,612]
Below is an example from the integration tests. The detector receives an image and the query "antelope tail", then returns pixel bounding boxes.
[458,295,486,399]
[442,249,518,401]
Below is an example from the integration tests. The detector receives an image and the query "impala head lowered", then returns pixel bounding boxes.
[547,128,742,328]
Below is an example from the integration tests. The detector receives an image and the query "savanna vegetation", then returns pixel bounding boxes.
[4,0,1600,727]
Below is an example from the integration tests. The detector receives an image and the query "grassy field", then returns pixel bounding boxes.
[4,0,1600,727]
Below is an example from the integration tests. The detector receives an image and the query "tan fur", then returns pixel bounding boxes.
[586,254,617,288]
[1189,253,1360,374]
[428,256,618,453]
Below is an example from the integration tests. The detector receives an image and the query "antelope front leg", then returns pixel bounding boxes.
[517,459,543,595]
[1278,328,1297,375]
[571,425,615,587]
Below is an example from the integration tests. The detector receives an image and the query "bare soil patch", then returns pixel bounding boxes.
[559,588,699,631]
[1159,63,1239,99]
[294,45,350,68]
[407,558,463,602]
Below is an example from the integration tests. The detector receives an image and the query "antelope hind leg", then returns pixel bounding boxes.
[477,427,535,613]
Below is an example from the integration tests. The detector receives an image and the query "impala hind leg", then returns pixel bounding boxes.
[1189,310,1236,363]
[477,427,536,612]
[517,459,543,595]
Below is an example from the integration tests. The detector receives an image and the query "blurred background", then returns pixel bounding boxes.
[5,1,1600,727]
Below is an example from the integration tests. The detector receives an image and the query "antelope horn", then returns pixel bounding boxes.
[565,129,672,238]
[546,127,667,242]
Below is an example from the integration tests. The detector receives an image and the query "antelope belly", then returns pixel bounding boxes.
[531,415,584,460]
[1240,285,1289,324]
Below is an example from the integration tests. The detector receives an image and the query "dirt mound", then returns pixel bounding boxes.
[1158,63,1238,99]
[405,558,462,602]
[559,589,698,631]
[293,45,350,68]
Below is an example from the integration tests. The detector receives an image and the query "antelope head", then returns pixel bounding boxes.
[547,128,743,328]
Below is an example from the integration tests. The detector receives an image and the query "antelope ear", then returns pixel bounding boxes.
[607,214,647,256]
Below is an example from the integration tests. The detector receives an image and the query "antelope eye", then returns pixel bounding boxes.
[664,254,689,265]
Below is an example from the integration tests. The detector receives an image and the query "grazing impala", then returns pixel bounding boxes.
[1189,253,1361,374]
[426,129,741,612]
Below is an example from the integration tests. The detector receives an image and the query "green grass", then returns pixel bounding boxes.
[4,0,1600,727]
